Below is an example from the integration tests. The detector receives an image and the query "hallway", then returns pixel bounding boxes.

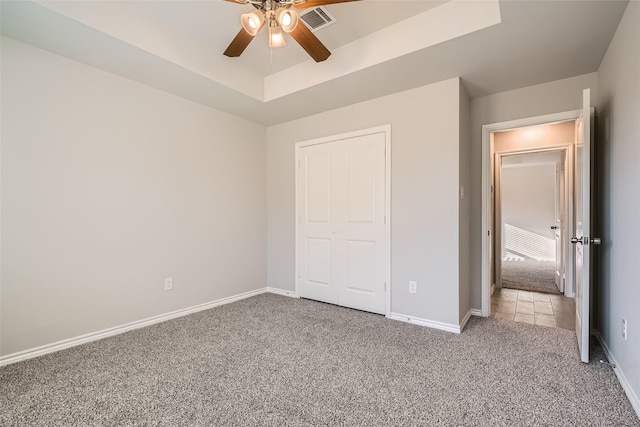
[501,258,559,294]
[491,288,575,330]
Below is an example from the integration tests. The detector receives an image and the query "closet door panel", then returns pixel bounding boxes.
[346,143,377,224]
[339,132,386,314]
[345,240,377,294]
[297,145,338,305]
[306,151,331,224]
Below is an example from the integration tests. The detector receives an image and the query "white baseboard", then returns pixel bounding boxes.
[459,309,472,332]
[470,309,483,317]
[389,312,462,334]
[0,287,267,367]
[266,287,299,298]
[595,331,640,418]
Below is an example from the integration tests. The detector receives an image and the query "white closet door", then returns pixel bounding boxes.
[338,132,386,314]
[298,143,339,305]
[297,130,387,315]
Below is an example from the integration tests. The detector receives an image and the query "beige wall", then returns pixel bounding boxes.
[469,72,598,309]
[596,1,640,408]
[267,78,466,327]
[1,37,267,356]
[494,121,575,153]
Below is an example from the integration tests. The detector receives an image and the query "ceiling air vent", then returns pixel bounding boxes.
[299,6,336,32]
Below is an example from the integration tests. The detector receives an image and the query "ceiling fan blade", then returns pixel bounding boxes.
[289,22,331,62]
[223,28,257,57]
[224,0,262,8]
[295,0,360,9]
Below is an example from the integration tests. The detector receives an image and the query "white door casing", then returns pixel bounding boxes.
[554,162,564,291]
[494,148,568,295]
[296,126,391,316]
[494,154,503,289]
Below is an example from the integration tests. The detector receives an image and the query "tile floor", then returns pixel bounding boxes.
[491,288,576,330]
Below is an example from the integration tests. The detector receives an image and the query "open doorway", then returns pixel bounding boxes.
[497,150,565,295]
[490,121,577,297]
[481,90,595,359]
[483,118,579,330]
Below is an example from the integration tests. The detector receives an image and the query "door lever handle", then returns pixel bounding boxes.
[571,236,601,245]
[550,226,559,230]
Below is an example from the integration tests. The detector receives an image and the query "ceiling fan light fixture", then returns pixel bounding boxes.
[241,10,264,36]
[268,25,287,48]
[225,0,344,62]
[276,8,299,33]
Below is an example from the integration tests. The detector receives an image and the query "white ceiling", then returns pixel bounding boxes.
[0,0,628,125]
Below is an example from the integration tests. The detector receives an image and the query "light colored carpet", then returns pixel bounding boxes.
[502,259,561,294]
[1,294,638,426]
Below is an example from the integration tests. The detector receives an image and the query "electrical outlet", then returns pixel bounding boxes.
[622,319,627,340]
[164,277,173,291]
[409,281,417,294]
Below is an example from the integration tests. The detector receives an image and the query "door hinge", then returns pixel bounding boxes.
[298,159,301,168]
[384,214,387,224]
[298,214,302,224]
[384,282,387,292]
[488,230,490,236]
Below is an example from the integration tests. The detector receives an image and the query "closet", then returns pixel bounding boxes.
[296,127,390,315]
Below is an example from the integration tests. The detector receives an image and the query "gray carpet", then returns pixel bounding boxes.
[1,294,638,426]
[502,259,561,294]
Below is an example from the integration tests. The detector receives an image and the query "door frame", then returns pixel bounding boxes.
[481,111,580,317]
[294,125,392,317]
[494,146,571,296]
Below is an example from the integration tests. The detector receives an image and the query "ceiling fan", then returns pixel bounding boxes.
[224,0,360,62]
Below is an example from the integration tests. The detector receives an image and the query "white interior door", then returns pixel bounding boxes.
[297,130,388,315]
[297,142,338,305]
[337,134,387,313]
[573,88,598,363]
